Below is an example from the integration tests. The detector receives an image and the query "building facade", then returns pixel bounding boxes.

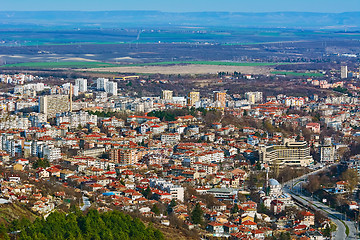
[259,138,313,167]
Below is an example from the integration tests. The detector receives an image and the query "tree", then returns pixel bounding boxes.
[305,175,321,193]
[142,186,153,199]
[151,204,160,215]
[12,209,164,240]
[341,168,359,193]
[167,199,177,214]
[191,203,203,225]
[231,204,239,214]
[0,223,9,240]
[32,158,50,169]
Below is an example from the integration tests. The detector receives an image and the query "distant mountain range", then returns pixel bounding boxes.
[0,11,360,29]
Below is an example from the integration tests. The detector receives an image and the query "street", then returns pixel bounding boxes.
[283,165,358,240]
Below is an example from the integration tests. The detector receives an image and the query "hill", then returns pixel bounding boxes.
[0,203,37,225]
[0,11,359,29]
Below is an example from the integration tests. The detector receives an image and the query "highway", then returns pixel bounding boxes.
[283,165,358,240]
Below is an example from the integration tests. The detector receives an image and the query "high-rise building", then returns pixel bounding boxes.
[105,81,118,96]
[161,90,173,100]
[39,95,70,118]
[187,91,200,106]
[341,65,348,79]
[110,148,138,165]
[214,91,226,108]
[259,138,313,167]
[75,78,87,92]
[245,91,263,104]
[96,78,109,91]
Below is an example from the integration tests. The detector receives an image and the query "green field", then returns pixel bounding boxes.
[271,71,324,77]
[0,61,119,69]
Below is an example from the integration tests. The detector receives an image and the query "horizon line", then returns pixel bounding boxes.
[1,10,360,14]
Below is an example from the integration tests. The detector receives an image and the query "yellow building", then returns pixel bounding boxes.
[110,148,139,165]
[214,91,226,109]
[161,90,173,100]
[187,91,200,106]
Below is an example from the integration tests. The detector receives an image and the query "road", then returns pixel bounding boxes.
[81,195,91,211]
[283,165,358,240]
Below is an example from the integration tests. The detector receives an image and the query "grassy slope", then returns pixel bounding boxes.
[0,203,37,225]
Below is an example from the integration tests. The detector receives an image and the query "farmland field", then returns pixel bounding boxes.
[81,64,274,75]
[0,61,119,69]
[135,61,294,67]
[0,60,294,69]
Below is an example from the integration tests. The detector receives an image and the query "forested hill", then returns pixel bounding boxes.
[2,209,164,240]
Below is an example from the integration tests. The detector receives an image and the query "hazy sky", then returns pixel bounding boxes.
[2,0,360,12]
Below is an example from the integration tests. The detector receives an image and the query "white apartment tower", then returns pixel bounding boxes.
[245,92,263,104]
[75,78,88,92]
[106,81,118,96]
[341,65,348,79]
[96,78,109,91]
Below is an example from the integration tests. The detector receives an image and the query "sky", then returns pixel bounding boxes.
[1,0,360,12]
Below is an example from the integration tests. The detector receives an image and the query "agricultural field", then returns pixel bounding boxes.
[0,61,119,69]
[81,64,275,75]
[271,71,324,77]
[0,60,294,70]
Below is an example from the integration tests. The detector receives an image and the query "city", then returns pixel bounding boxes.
[0,61,359,239]
[0,1,360,240]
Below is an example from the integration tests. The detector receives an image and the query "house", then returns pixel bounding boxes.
[88,183,103,192]
[8,174,21,182]
[252,229,265,239]
[207,222,224,235]
[305,230,324,240]
[300,211,315,226]
[241,200,257,209]
[241,220,257,230]
[335,181,348,192]
[223,223,238,233]
[36,168,50,179]
[306,123,321,134]
[13,163,24,171]
[270,200,285,215]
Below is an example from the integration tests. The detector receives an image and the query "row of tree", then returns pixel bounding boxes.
[7,209,164,240]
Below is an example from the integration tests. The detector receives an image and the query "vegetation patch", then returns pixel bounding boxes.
[271,71,324,77]
[7,209,164,240]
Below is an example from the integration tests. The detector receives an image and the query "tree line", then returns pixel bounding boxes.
[5,209,164,240]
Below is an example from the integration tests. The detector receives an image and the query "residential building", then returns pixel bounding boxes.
[110,148,138,165]
[96,78,109,91]
[187,91,200,106]
[75,78,87,92]
[106,81,117,96]
[341,65,348,79]
[161,90,173,100]
[214,91,226,109]
[39,95,70,118]
[245,91,263,104]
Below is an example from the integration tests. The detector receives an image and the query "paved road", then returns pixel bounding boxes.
[81,195,91,211]
[283,165,358,240]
